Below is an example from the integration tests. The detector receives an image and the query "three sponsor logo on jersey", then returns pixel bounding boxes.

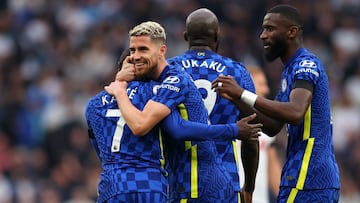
[153,76,181,95]
[295,60,319,77]
[281,59,319,93]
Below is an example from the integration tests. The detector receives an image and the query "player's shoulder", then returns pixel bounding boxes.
[219,55,250,76]
[222,57,252,76]
[294,48,323,67]
[167,53,189,67]
[159,64,192,88]
[167,55,181,64]
[166,62,190,77]
[86,91,106,104]
[86,90,114,109]
[85,91,108,120]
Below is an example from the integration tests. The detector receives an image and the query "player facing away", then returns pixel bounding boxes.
[85,83,168,203]
[168,8,259,203]
[104,21,261,203]
[212,4,340,203]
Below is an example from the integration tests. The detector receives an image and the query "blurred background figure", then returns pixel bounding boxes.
[0,0,360,202]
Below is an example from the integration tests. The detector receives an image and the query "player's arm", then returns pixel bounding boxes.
[250,80,312,124]
[161,111,262,141]
[212,75,312,136]
[241,137,259,201]
[104,80,170,136]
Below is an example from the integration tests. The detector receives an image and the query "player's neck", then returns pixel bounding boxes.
[152,60,168,80]
[189,46,214,52]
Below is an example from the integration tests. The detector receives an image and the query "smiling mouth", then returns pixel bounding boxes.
[263,44,271,49]
[135,63,145,68]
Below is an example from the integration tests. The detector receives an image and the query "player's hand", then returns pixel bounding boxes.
[116,56,136,82]
[237,113,262,141]
[212,74,244,100]
[104,80,128,97]
[242,191,253,203]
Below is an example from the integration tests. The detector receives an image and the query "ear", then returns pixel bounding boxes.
[159,44,167,57]
[183,31,188,41]
[288,26,299,39]
[215,31,220,42]
[213,33,220,52]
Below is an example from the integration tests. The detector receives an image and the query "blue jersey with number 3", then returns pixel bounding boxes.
[168,50,255,193]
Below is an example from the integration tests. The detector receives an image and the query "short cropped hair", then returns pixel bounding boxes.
[129,21,166,43]
[268,4,303,29]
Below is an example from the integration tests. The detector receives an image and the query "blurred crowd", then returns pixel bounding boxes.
[0,0,360,202]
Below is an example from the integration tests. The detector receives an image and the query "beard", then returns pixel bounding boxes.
[134,62,158,81]
[134,75,150,82]
[264,38,287,62]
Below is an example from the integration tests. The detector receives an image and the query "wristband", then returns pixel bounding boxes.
[240,90,258,107]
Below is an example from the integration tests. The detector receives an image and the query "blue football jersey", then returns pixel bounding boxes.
[275,48,340,190]
[85,83,167,203]
[168,50,256,193]
[150,64,234,201]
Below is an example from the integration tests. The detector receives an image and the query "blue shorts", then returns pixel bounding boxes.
[103,192,167,203]
[277,187,339,203]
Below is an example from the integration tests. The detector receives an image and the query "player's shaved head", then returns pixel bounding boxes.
[184,8,219,50]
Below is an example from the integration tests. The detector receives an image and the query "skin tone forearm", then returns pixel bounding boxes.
[212,75,312,135]
[231,98,284,136]
[105,81,147,133]
[213,75,312,124]
[104,80,170,136]
[251,88,311,125]
[212,87,284,136]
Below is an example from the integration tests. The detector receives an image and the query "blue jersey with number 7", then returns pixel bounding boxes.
[85,83,167,203]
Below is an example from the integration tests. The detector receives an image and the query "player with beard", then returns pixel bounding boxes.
[104,21,262,203]
[212,4,340,203]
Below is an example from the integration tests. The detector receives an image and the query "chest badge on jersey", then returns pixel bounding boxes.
[281,78,287,93]
[153,85,160,95]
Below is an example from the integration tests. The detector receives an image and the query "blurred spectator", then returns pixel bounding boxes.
[332,87,360,152]
[237,65,283,203]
